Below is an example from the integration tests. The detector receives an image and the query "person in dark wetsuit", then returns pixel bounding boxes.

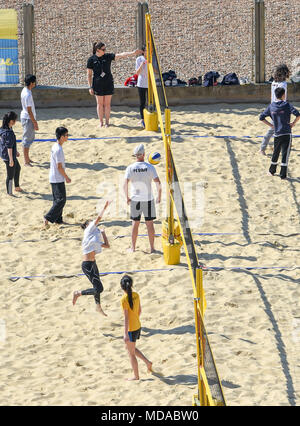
[87,42,142,128]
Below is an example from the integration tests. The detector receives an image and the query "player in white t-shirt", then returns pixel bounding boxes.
[20,74,38,166]
[124,144,161,253]
[135,46,148,128]
[72,201,111,317]
[44,127,71,226]
[259,64,290,155]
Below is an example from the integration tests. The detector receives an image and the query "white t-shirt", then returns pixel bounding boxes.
[271,81,287,102]
[49,142,65,183]
[125,161,158,202]
[20,87,36,120]
[136,55,148,88]
[82,220,103,255]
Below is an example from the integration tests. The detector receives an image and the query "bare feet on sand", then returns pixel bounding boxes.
[96,304,107,316]
[127,247,135,253]
[15,187,23,192]
[72,291,81,305]
[147,362,153,374]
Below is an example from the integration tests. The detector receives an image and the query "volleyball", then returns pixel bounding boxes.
[148,152,161,165]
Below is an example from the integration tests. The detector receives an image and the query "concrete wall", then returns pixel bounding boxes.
[1,83,299,109]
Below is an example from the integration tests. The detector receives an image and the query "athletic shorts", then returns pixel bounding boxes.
[130,199,156,221]
[21,118,35,147]
[93,82,114,96]
[128,328,141,342]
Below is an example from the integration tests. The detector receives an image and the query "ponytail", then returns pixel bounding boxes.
[1,111,17,129]
[120,275,134,310]
[93,41,105,55]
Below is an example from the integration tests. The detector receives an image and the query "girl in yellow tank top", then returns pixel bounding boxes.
[120,275,152,380]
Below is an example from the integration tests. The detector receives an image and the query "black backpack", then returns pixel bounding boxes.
[188,77,198,86]
[162,70,177,82]
[203,71,220,87]
[221,73,240,85]
[188,75,202,86]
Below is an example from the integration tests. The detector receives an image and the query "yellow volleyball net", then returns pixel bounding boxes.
[145,13,182,265]
[145,12,226,406]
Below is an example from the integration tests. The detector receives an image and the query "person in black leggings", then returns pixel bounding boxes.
[72,201,111,316]
[0,111,23,195]
[135,46,148,128]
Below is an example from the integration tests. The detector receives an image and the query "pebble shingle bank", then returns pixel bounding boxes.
[1,0,299,86]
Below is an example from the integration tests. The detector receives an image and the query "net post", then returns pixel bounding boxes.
[193,272,203,406]
[165,108,174,238]
[144,13,158,131]
[145,13,153,108]
[195,266,207,405]
[196,267,205,317]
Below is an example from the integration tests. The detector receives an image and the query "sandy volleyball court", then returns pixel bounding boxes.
[0,103,299,406]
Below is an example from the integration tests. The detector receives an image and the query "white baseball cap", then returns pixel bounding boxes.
[133,143,145,156]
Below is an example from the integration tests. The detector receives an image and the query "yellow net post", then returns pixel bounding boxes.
[194,267,206,405]
[161,107,181,263]
[144,12,225,406]
[144,14,158,131]
[145,12,181,264]
[165,108,174,237]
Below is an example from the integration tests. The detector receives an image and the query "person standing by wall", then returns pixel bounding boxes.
[20,74,38,166]
[259,87,300,179]
[259,64,290,155]
[135,45,148,128]
[0,111,22,195]
[87,42,142,128]
[44,127,71,226]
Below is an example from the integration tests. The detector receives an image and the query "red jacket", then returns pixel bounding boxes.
[124,74,138,87]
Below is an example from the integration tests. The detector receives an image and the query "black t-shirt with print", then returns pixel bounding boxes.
[87,53,116,88]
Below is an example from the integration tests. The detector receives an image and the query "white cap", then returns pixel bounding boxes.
[133,143,145,156]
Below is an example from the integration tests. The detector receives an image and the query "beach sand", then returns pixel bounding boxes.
[0,103,299,406]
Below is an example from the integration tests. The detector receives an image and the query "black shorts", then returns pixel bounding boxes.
[128,328,141,342]
[93,80,114,96]
[130,199,156,221]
